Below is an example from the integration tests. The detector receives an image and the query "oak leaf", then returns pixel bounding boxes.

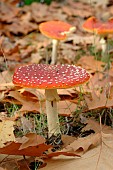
[0,120,15,148]
[42,122,113,170]
[85,89,113,110]
[42,140,113,170]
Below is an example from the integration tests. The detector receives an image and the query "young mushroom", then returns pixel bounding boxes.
[83,16,113,62]
[39,20,76,64]
[13,64,90,137]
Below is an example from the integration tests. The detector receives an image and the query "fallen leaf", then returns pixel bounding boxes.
[77,56,105,73]
[0,71,12,90]
[62,133,101,155]
[58,100,77,116]
[85,88,113,110]
[23,88,45,101]
[17,157,47,170]
[42,141,113,170]
[68,35,100,46]
[47,151,80,158]
[42,120,113,170]
[0,120,15,148]
[0,141,51,157]
[18,133,45,150]
[57,89,75,97]
[61,135,76,148]
[82,119,113,135]
[8,90,44,113]
[62,2,92,18]
[6,19,37,35]
[80,0,108,8]
[0,1,19,22]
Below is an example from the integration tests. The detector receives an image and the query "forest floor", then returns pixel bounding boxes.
[0,0,113,169]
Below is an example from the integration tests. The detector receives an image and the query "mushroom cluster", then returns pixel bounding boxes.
[13,64,90,137]
[83,17,113,62]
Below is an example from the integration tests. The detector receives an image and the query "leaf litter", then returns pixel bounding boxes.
[0,0,113,169]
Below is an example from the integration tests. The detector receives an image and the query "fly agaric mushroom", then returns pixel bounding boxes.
[39,21,76,64]
[83,16,113,62]
[13,64,90,137]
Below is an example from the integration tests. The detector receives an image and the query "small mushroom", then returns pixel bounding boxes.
[83,17,113,62]
[39,20,76,64]
[13,64,90,137]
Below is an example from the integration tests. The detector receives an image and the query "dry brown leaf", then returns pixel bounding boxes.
[47,120,113,161]
[58,100,77,116]
[82,119,113,135]
[62,3,92,18]
[17,157,46,170]
[77,56,105,73]
[0,71,12,90]
[61,135,76,148]
[68,35,100,46]
[62,6,73,16]
[0,132,51,156]
[62,133,101,155]
[85,90,107,110]
[8,90,44,113]
[0,120,15,148]
[30,53,43,64]
[42,141,113,170]
[0,141,51,157]
[0,37,21,61]
[6,20,37,35]
[45,136,80,158]
[0,156,20,170]
[0,1,19,22]
[57,89,74,97]
[47,151,80,158]
[18,133,45,150]
[87,72,109,90]
[22,88,45,101]
[8,89,77,116]
[85,89,113,110]
[80,0,108,8]
[42,121,113,169]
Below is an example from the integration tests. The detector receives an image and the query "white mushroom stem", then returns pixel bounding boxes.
[100,37,109,62]
[51,39,59,65]
[45,89,61,137]
[100,37,107,54]
[51,27,76,65]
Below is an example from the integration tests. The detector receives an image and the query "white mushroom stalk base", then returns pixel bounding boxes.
[45,89,61,137]
[51,39,59,65]
[100,37,109,63]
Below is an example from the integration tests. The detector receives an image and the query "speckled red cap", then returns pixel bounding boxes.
[83,17,101,33]
[83,16,113,35]
[39,20,75,40]
[97,18,113,35]
[13,64,90,89]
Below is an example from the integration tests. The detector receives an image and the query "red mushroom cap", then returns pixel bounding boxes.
[83,17,101,33]
[83,16,113,35]
[13,64,90,89]
[39,20,75,40]
[97,18,113,35]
